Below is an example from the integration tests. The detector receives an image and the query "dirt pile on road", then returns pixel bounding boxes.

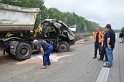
[75,39,89,44]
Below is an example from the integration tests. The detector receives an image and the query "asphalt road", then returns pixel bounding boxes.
[0,36,123,82]
[107,34,124,82]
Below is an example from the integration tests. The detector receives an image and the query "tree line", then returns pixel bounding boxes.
[121,27,124,32]
[0,0,100,32]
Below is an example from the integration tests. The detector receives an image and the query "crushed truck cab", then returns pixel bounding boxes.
[36,19,75,52]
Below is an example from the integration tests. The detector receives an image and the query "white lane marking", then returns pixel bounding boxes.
[96,63,110,82]
[50,55,73,62]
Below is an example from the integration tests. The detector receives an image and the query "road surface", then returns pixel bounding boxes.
[0,36,123,82]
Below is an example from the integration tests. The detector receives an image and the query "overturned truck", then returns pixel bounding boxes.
[36,19,75,52]
[0,3,41,60]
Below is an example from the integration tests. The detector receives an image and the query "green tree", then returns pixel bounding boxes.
[0,0,101,32]
[0,0,44,8]
[0,0,45,25]
[121,27,124,31]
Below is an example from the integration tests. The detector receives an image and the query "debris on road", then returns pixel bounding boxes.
[16,53,73,65]
[75,39,86,44]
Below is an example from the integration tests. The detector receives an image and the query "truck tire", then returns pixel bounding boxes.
[15,43,32,60]
[57,41,70,52]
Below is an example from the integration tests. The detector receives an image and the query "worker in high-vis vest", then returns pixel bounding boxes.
[92,28,104,59]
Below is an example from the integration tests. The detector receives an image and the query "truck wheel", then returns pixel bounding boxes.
[15,43,32,60]
[57,41,70,52]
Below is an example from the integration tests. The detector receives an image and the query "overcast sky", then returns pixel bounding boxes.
[44,0,124,30]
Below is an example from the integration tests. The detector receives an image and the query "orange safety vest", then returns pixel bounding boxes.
[92,31,103,43]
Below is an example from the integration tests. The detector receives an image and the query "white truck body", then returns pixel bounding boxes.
[0,3,40,31]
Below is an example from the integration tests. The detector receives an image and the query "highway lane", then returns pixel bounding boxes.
[0,38,109,82]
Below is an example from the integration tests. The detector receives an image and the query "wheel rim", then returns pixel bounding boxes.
[20,47,29,57]
[60,44,66,51]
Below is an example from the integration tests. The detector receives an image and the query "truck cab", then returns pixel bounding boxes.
[36,19,75,52]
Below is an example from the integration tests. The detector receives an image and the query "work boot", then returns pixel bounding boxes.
[93,56,97,59]
[40,65,47,69]
[103,64,111,68]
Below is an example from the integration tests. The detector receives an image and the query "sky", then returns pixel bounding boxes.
[44,0,124,30]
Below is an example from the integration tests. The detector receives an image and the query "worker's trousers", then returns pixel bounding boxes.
[43,45,53,66]
[105,47,113,66]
